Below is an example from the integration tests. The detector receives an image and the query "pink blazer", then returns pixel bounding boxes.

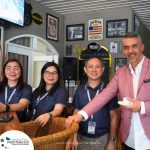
[82,57,150,142]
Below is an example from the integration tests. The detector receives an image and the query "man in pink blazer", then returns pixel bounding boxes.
[66,32,150,150]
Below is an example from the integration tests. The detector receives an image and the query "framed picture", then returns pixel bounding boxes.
[114,58,128,71]
[110,42,118,53]
[106,19,128,38]
[88,18,103,41]
[46,13,59,41]
[66,24,84,41]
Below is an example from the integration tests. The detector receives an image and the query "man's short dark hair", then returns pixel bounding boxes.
[122,32,143,43]
[84,56,103,67]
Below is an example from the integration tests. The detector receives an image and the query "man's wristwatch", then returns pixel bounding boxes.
[48,113,52,119]
[109,136,117,142]
[5,104,10,112]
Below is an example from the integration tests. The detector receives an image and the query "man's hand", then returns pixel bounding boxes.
[65,113,83,128]
[125,97,141,112]
[105,141,116,150]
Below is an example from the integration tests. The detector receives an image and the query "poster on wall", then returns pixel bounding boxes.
[88,18,103,41]
[110,42,118,53]
[46,13,59,41]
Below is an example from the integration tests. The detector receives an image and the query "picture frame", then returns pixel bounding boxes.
[106,19,128,38]
[66,24,84,41]
[114,58,128,71]
[46,13,59,41]
[88,18,103,41]
[110,41,118,53]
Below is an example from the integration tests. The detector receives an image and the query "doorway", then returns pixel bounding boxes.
[5,34,59,88]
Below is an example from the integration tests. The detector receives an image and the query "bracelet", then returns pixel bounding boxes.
[5,104,10,112]
[109,136,117,142]
[48,113,52,119]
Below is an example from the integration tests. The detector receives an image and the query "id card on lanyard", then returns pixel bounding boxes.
[5,86,16,104]
[86,82,104,134]
[88,121,96,134]
[32,92,48,119]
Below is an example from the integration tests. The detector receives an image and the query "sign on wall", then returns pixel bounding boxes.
[88,18,103,41]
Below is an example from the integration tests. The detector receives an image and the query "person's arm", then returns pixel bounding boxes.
[123,97,150,115]
[72,132,78,150]
[0,99,29,112]
[0,85,32,112]
[66,72,119,128]
[144,101,150,115]
[49,103,65,117]
[105,108,120,150]
[72,109,79,150]
[34,104,65,126]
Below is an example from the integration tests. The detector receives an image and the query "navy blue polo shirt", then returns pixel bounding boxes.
[0,84,32,122]
[31,85,68,119]
[73,81,119,138]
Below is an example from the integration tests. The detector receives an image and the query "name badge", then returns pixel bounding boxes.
[88,121,96,134]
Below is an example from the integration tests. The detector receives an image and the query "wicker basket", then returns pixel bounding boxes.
[21,117,79,150]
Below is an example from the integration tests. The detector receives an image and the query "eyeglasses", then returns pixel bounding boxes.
[122,44,141,51]
[5,67,20,72]
[44,71,58,77]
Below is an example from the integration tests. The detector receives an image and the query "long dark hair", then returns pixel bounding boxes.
[33,62,61,98]
[0,58,24,93]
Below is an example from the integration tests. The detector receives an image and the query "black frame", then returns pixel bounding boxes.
[114,58,128,71]
[66,24,84,41]
[106,19,128,38]
[46,13,59,41]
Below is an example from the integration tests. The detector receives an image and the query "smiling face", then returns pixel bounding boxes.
[5,61,21,83]
[122,37,144,69]
[43,66,58,89]
[84,57,104,81]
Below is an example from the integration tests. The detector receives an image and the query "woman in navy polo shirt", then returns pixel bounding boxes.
[27,62,68,127]
[0,58,32,122]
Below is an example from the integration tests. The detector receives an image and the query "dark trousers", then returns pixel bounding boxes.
[122,143,135,150]
[123,143,150,150]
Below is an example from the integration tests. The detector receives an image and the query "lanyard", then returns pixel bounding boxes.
[85,82,104,120]
[32,92,48,119]
[36,92,48,108]
[5,86,16,104]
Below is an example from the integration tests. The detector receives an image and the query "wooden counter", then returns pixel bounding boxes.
[0,112,23,134]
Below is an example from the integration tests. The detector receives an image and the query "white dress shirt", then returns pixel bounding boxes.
[125,56,150,150]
